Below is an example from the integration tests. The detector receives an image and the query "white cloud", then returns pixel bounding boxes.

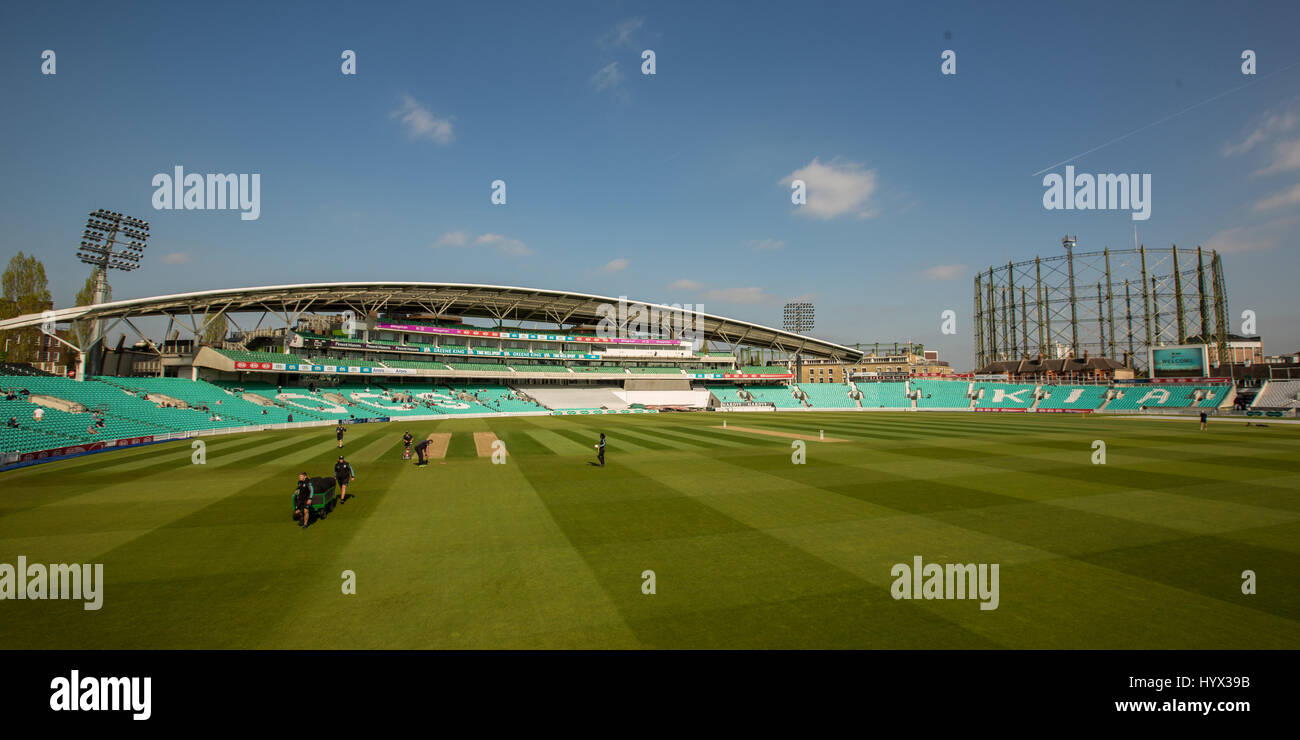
[431,230,532,256]
[597,258,629,274]
[160,252,191,265]
[781,157,879,219]
[1252,183,1300,212]
[598,17,644,48]
[590,62,623,93]
[701,286,772,304]
[747,239,784,251]
[1254,139,1300,176]
[474,233,533,256]
[1203,227,1277,254]
[922,264,966,280]
[1223,107,1299,157]
[669,278,704,291]
[432,230,469,248]
[391,94,454,145]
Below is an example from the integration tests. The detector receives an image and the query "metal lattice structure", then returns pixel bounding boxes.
[973,240,1229,376]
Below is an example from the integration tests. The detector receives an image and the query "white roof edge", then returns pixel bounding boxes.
[0,281,862,357]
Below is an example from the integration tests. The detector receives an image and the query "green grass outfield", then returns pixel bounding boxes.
[1,411,1298,649]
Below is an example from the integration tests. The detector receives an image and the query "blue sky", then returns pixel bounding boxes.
[2,0,1299,368]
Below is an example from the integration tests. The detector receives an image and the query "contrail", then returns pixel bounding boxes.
[1032,57,1300,177]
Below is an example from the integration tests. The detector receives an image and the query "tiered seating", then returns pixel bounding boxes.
[455,385,542,413]
[740,366,791,375]
[510,365,570,373]
[379,359,451,371]
[798,383,857,408]
[0,362,55,377]
[218,349,297,364]
[911,380,971,409]
[0,419,73,454]
[1193,384,1232,408]
[1106,384,1208,410]
[2,398,105,453]
[336,386,438,416]
[744,385,804,408]
[1252,380,1300,409]
[625,367,684,375]
[1036,385,1108,410]
[304,356,379,368]
[12,376,230,434]
[375,386,493,415]
[973,383,1038,409]
[706,385,749,403]
[854,382,912,408]
[102,377,298,425]
[445,362,511,372]
[238,386,352,420]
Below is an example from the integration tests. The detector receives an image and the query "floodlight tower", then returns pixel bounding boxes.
[783,301,815,378]
[1061,235,1079,356]
[76,209,151,344]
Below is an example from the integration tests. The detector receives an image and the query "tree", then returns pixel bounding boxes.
[201,313,228,346]
[72,268,106,347]
[0,252,53,363]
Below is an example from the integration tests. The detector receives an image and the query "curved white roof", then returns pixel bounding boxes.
[0,281,862,360]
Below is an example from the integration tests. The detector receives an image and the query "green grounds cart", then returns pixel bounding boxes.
[292,476,338,524]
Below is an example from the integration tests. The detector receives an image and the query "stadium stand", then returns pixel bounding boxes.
[9,376,233,434]
[911,380,971,409]
[445,362,511,373]
[452,384,542,413]
[973,383,1039,409]
[0,362,55,377]
[1105,384,1223,410]
[1252,380,1300,409]
[217,349,298,364]
[1195,384,1233,408]
[706,385,749,403]
[517,386,628,410]
[854,381,912,408]
[101,377,301,425]
[378,359,452,371]
[625,367,685,375]
[744,385,805,408]
[740,366,790,375]
[798,383,858,408]
[337,386,447,416]
[510,364,571,373]
[1035,385,1108,411]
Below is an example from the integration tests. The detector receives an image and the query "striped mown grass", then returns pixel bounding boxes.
[1,412,1297,649]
